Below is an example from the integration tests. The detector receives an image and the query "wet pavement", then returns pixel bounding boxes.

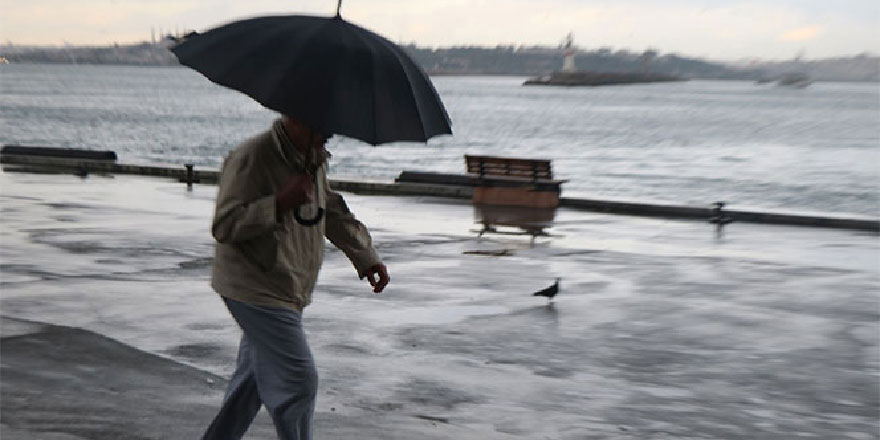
[1,170,878,439]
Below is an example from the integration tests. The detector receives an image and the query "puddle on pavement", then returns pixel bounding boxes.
[365,305,509,326]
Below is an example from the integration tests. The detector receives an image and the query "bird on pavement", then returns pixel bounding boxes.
[533,278,560,301]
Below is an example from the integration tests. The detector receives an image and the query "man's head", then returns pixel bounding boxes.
[280,114,331,153]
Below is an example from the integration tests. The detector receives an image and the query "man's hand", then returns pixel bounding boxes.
[275,174,314,214]
[362,264,390,294]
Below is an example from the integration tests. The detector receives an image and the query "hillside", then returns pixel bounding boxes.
[406,46,749,79]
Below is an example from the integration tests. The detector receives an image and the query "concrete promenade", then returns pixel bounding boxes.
[0,170,878,439]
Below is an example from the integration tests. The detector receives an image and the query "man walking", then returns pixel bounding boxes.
[203,115,389,440]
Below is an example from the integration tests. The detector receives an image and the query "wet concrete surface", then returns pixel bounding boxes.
[0,171,878,439]
[0,316,256,440]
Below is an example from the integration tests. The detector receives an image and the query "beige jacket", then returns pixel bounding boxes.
[210,120,381,311]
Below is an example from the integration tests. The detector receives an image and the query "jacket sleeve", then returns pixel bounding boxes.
[211,149,280,244]
[322,172,381,276]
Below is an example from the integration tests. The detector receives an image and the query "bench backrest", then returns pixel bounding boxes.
[464,155,552,179]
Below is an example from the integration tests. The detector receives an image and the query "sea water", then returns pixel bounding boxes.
[1,64,877,216]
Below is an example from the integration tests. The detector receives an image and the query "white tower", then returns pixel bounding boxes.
[561,33,576,73]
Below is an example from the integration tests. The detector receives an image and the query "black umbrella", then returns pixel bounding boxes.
[170,4,452,146]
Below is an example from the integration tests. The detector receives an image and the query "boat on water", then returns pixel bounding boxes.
[755,72,813,88]
[776,72,812,88]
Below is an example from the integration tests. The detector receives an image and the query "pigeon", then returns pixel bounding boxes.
[533,278,560,300]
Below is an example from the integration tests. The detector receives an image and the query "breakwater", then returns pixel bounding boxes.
[523,71,684,87]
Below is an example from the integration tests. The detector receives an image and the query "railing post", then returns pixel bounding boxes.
[184,163,194,190]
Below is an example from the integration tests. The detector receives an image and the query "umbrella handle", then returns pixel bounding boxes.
[294,207,324,226]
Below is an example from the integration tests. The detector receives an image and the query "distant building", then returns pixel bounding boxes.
[561,33,576,73]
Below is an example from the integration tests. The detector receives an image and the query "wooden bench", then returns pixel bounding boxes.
[464,155,565,240]
[464,155,563,209]
[466,155,553,180]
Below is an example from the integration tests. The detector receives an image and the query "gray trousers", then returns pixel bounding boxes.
[202,298,318,440]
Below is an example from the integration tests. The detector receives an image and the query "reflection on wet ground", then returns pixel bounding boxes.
[1,171,878,439]
[473,204,557,238]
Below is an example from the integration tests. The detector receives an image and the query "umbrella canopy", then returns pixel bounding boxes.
[171,13,452,145]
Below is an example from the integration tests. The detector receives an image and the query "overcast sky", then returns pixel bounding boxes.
[1,0,877,59]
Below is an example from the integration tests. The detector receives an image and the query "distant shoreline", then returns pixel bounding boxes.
[3,43,877,82]
[3,62,878,83]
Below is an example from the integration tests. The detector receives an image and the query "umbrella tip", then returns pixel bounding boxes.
[335,0,342,17]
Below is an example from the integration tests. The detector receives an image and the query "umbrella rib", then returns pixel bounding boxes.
[390,50,428,142]
[348,26,379,144]
[178,17,295,94]
[266,18,337,122]
[365,30,428,142]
